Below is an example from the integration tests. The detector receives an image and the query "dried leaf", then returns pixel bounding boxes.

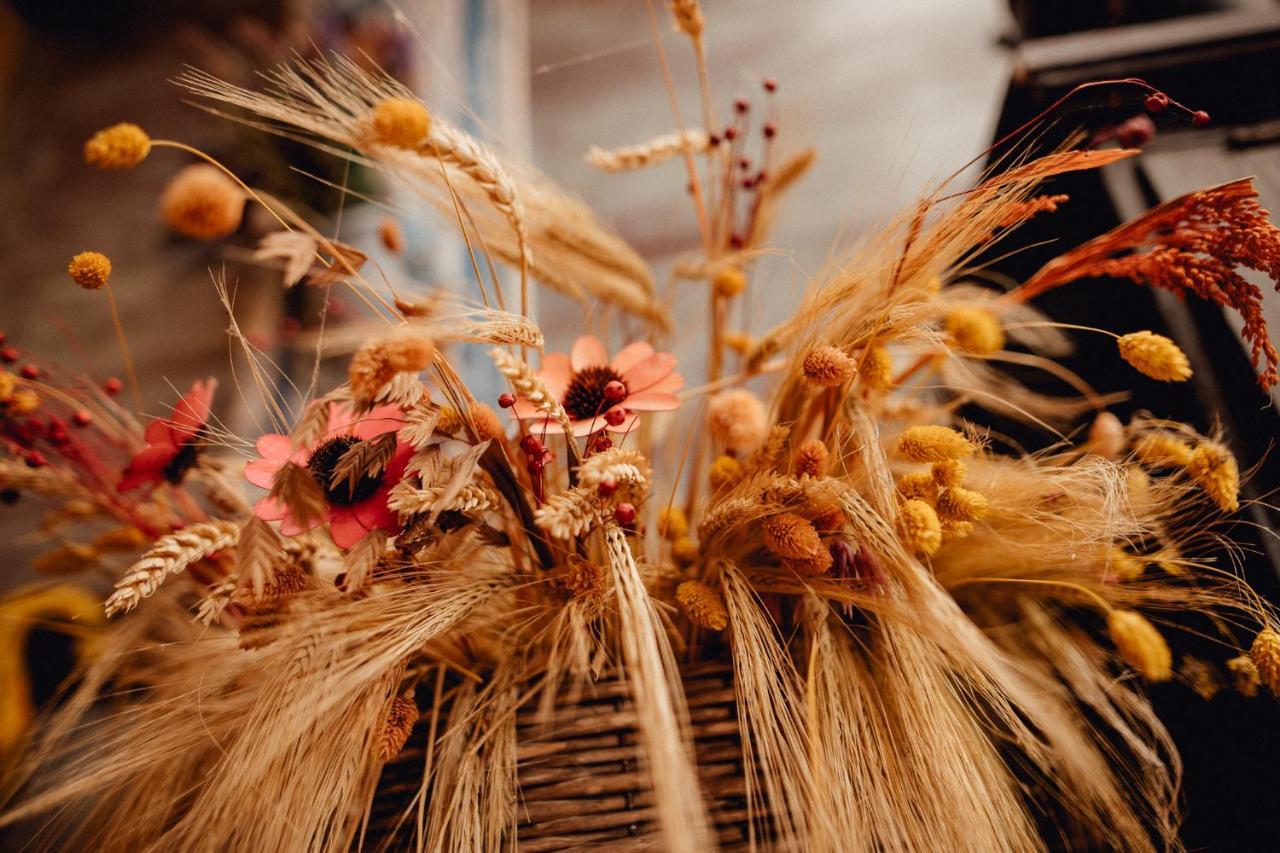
[399,406,440,450]
[236,515,284,602]
[341,529,386,592]
[427,441,490,525]
[269,461,328,530]
[253,231,317,288]
[330,433,398,495]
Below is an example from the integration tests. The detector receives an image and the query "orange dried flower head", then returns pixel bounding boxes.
[898,499,942,556]
[794,439,829,478]
[84,122,150,169]
[1108,610,1172,682]
[785,549,834,576]
[941,519,973,540]
[802,345,855,387]
[896,471,937,503]
[897,424,975,463]
[435,405,463,436]
[563,559,607,604]
[709,454,743,490]
[676,580,727,630]
[160,165,245,240]
[348,342,393,403]
[469,402,505,442]
[1186,441,1239,513]
[1133,433,1193,468]
[385,333,436,373]
[859,345,893,392]
[707,389,767,454]
[930,459,966,487]
[810,506,844,534]
[0,371,14,401]
[945,307,1004,355]
[712,264,747,297]
[936,486,989,522]
[1249,628,1280,694]
[671,536,699,566]
[372,98,432,148]
[657,505,689,541]
[68,251,112,290]
[763,512,823,560]
[1117,332,1191,382]
[1227,654,1261,697]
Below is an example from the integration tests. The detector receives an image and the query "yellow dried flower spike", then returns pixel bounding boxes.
[707,389,768,454]
[469,402,505,443]
[1117,331,1192,382]
[1186,441,1240,513]
[68,251,112,290]
[671,537,699,566]
[435,405,463,436]
[1249,628,1280,694]
[708,454,743,490]
[712,264,747,298]
[897,424,975,463]
[793,439,829,478]
[1133,433,1194,468]
[722,331,756,356]
[84,122,150,169]
[897,498,942,556]
[676,580,727,630]
[372,98,432,148]
[657,505,689,541]
[1227,654,1261,697]
[936,486,989,521]
[941,519,973,540]
[1107,610,1172,682]
[763,512,823,560]
[896,471,937,503]
[930,459,966,487]
[802,345,855,387]
[160,165,245,240]
[386,333,437,373]
[859,345,894,392]
[945,306,1005,355]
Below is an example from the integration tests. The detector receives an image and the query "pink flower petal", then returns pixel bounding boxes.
[571,416,606,437]
[255,433,292,460]
[571,336,609,372]
[610,341,654,375]
[170,378,217,438]
[647,371,684,395]
[350,404,405,440]
[620,353,677,392]
[244,456,286,490]
[253,495,290,522]
[624,391,680,412]
[540,352,572,399]
[329,510,371,550]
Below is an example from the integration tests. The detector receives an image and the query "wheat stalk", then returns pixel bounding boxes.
[105,520,240,617]
[490,347,572,434]
[586,129,710,173]
[388,480,498,518]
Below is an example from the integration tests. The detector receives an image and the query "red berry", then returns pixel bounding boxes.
[1144,93,1168,113]
[730,234,744,249]
[497,393,516,409]
[73,409,92,426]
[741,178,754,189]
[738,157,751,170]
[590,434,613,453]
[763,121,777,139]
[1,348,18,363]
[597,475,618,498]
[1191,110,1210,127]
[20,364,39,380]
[708,133,721,147]
[763,77,777,93]
[1116,114,1155,149]
[613,502,637,525]
[734,97,749,114]
[25,451,47,468]
[104,377,123,394]
[603,380,626,403]
[724,126,738,141]
[604,408,627,427]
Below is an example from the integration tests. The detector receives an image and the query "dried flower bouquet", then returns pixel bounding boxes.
[3,8,1280,852]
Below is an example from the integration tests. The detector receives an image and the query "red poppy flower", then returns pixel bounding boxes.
[117,379,216,492]
[245,403,411,549]
[509,336,682,436]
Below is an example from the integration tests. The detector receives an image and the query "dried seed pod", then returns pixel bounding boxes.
[1108,610,1172,682]
[84,122,150,169]
[1133,433,1194,468]
[897,425,975,463]
[372,98,432,148]
[930,459,966,487]
[935,486,989,521]
[677,580,727,630]
[802,346,855,387]
[709,454,743,490]
[897,499,942,556]
[1117,331,1191,382]
[1249,628,1280,694]
[657,505,689,541]
[793,439,829,478]
[160,165,246,240]
[68,251,112,290]
[896,471,937,503]
[1227,654,1261,697]
[763,512,823,560]
[859,345,893,392]
[1186,441,1240,512]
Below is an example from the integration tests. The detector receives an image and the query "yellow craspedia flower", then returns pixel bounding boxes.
[896,471,937,503]
[1108,609,1172,682]
[671,537,699,566]
[372,98,432,148]
[859,345,893,392]
[930,459,966,487]
[801,345,855,388]
[722,331,755,356]
[657,505,689,541]
[1249,628,1280,695]
[676,580,728,631]
[936,486,989,522]
[712,264,746,298]
[945,306,1004,355]
[708,454,743,490]
[1133,433,1193,468]
[435,404,463,436]
[84,123,150,169]
[1186,441,1239,513]
[1117,331,1191,382]
[897,498,942,556]
[68,251,112,290]
[160,165,246,240]
[897,424,975,463]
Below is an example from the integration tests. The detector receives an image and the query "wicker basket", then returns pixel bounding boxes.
[374,663,762,851]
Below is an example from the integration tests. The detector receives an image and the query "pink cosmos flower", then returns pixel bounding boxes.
[510,336,682,436]
[245,403,412,549]
[118,379,216,492]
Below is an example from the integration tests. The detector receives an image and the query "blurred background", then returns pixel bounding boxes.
[1,0,1279,847]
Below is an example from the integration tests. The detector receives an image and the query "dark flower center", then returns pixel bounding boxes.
[307,435,384,507]
[562,365,626,422]
[163,426,208,485]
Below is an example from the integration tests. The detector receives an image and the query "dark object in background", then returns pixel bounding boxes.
[1006,0,1225,40]
[986,7,1280,849]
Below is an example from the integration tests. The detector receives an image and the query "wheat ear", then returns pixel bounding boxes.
[490,347,573,434]
[586,129,710,173]
[104,520,240,617]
